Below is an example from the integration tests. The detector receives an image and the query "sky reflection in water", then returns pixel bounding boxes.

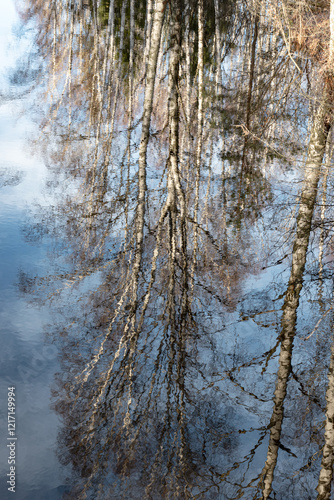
[3,1,334,499]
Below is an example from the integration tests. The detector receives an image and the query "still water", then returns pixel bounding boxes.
[2,0,334,499]
[0,3,68,498]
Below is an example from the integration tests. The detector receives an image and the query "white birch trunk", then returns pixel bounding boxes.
[190,0,204,299]
[133,0,166,296]
[260,98,332,500]
[330,0,334,70]
[317,0,334,475]
[317,330,334,499]
[214,0,222,96]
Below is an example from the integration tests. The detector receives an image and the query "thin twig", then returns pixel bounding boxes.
[303,305,334,340]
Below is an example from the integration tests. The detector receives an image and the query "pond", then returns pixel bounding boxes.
[2,1,334,499]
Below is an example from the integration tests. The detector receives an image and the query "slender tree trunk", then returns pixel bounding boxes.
[330,0,334,68]
[144,0,154,75]
[125,0,134,240]
[133,0,166,299]
[317,326,334,499]
[214,0,222,96]
[241,11,259,173]
[167,0,180,212]
[260,97,332,500]
[315,5,334,492]
[190,0,204,300]
[316,0,334,469]
[184,0,191,203]
[318,138,331,307]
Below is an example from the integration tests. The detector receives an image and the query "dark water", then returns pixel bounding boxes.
[2,1,334,499]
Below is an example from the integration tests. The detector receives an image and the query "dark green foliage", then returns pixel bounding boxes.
[98,0,146,77]
[96,0,235,82]
[185,0,234,81]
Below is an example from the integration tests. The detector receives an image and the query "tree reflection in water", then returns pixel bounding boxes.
[17,0,334,498]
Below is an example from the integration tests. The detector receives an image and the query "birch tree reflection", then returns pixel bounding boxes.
[18,0,334,498]
[258,2,334,498]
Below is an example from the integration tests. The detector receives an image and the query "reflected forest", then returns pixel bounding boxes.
[16,0,334,498]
